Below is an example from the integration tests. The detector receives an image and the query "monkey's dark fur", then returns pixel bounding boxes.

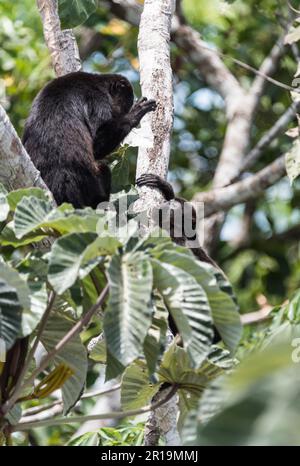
[23,71,156,208]
[136,173,219,266]
[136,174,222,342]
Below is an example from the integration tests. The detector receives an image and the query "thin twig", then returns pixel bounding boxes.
[228,101,299,184]
[1,284,109,416]
[287,1,300,15]
[240,308,273,325]
[12,385,177,432]
[218,49,296,94]
[194,155,286,217]
[22,383,121,418]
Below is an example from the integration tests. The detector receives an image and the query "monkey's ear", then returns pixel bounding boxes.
[86,90,112,124]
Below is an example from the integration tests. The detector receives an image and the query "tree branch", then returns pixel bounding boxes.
[0,105,53,194]
[135,0,174,182]
[133,0,178,447]
[250,35,287,105]
[236,101,299,179]
[195,155,286,217]
[172,23,243,113]
[12,385,177,432]
[36,0,81,76]
[22,383,121,418]
[105,0,142,26]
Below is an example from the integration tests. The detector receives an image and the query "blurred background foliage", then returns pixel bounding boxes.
[2,0,298,316]
[1,0,300,445]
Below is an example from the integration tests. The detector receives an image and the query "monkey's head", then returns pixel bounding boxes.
[101,74,134,116]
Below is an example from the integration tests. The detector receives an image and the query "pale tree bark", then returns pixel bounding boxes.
[194,155,286,217]
[236,101,299,179]
[135,0,174,182]
[36,0,81,76]
[133,0,179,447]
[0,105,52,195]
[172,22,242,117]
[202,34,286,252]
[170,7,287,251]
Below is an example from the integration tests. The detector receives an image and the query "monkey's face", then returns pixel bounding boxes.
[106,75,134,116]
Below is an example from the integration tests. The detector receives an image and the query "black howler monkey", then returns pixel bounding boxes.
[23,71,156,208]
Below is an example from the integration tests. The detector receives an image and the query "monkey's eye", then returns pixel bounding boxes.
[110,79,128,94]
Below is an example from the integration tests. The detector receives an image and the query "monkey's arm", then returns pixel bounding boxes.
[136,173,219,268]
[94,98,156,159]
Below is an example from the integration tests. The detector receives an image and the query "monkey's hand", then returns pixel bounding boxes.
[128,97,157,127]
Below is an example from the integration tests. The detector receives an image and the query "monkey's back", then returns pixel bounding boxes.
[22,73,111,207]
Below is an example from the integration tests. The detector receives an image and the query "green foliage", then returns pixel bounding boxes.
[285,139,300,185]
[182,295,300,446]
[58,0,98,29]
[0,186,239,445]
[183,335,300,445]
[68,422,144,446]
[41,309,88,414]
[152,259,213,366]
[0,1,52,133]
[2,0,300,447]
[104,252,153,366]
[0,272,22,350]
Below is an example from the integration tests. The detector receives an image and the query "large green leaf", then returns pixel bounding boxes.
[111,154,130,192]
[7,187,50,211]
[285,139,300,184]
[0,194,9,222]
[41,311,88,414]
[14,196,101,238]
[183,337,300,446]
[0,183,9,222]
[104,252,153,366]
[0,261,47,339]
[159,343,234,389]
[159,344,210,391]
[48,233,120,294]
[0,274,22,350]
[158,343,234,431]
[14,195,53,238]
[143,292,168,375]
[105,347,126,382]
[121,361,161,410]
[58,0,97,29]
[0,223,47,247]
[152,259,213,366]
[181,377,226,445]
[152,249,241,352]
